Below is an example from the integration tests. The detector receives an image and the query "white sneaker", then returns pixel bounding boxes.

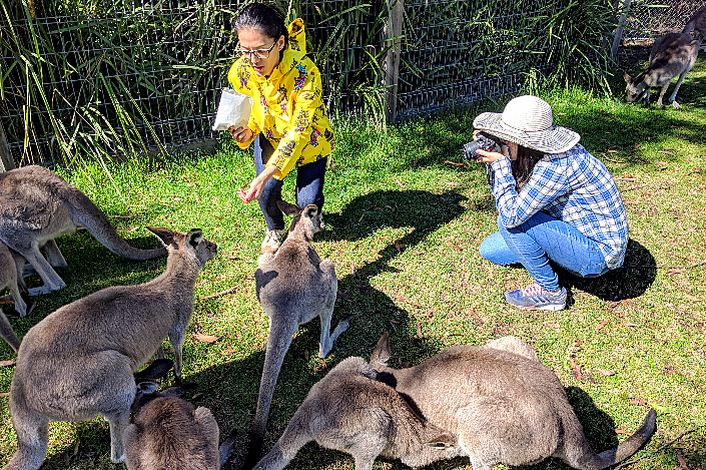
[261,229,284,254]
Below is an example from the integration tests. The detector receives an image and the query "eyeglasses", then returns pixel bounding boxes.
[235,42,277,60]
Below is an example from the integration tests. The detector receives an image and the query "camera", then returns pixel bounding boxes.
[462,133,501,161]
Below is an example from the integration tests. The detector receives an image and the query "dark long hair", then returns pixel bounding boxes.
[510,144,545,187]
[232,2,288,49]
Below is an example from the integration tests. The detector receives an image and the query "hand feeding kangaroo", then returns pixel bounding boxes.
[124,368,236,470]
[252,356,460,470]
[0,242,26,352]
[246,201,351,467]
[623,32,702,110]
[2,227,217,470]
[369,334,657,470]
[0,165,167,296]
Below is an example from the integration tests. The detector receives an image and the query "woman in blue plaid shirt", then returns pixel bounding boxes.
[472,95,629,311]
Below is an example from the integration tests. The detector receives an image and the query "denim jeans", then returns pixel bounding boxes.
[479,212,610,291]
[254,134,327,230]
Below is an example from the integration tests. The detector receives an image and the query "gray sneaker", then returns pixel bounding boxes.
[504,283,567,311]
[261,229,285,254]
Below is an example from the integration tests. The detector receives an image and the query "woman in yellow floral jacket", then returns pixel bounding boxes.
[228,2,335,253]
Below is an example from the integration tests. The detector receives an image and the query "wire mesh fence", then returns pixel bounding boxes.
[2,0,600,168]
[624,0,705,39]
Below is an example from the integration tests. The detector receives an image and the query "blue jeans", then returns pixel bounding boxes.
[254,135,327,230]
[479,212,610,291]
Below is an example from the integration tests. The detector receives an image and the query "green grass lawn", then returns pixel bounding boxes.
[1,50,705,470]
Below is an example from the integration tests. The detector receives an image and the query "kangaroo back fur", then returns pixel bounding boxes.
[246,202,350,467]
[371,334,657,470]
[3,228,217,470]
[623,32,701,110]
[253,356,459,470]
[0,165,167,296]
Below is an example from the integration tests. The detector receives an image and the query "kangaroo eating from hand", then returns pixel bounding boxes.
[246,201,351,467]
[623,32,702,110]
[0,165,167,296]
[368,334,657,470]
[2,227,217,470]
[252,356,459,470]
[124,378,236,470]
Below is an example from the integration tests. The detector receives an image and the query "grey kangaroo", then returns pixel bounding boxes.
[683,4,706,40]
[246,201,350,466]
[2,227,217,470]
[124,379,236,470]
[368,333,657,470]
[0,165,166,296]
[0,242,26,352]
[252,355,459,470]
[623,32,702,110]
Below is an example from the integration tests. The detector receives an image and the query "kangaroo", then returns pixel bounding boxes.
[683,4,706,40]
[0,165,167,296]
[623,32,702,110]
[369,333,657,470]
[124,381,236,470]
[253,356,459,470]
[0,242,27,352]
[246,201,351,467]
[2,227,217,470]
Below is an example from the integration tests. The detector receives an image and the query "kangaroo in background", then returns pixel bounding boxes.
[246,201,351,467]
[124,376,236,470]
[0,242,27,352]
[2,227,217,470]
[623,32,702,110]
[0,165,167,296]
[369,333,657,470]
[252,356,459,470]
[683,4,706,41]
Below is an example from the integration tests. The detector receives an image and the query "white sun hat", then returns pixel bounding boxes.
[472,95,580,154]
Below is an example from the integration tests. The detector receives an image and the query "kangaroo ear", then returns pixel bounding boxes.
[185,229,203,250]
[146,227,178,247]
[426,433,456,449]
[622,70,632,83]
[304,205,319,220]
[370,332,391,367]
[277,200,301,217]
[136,381,160,395]
[134,359,174,383]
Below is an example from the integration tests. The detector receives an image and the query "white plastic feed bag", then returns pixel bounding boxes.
[212,88,253,131]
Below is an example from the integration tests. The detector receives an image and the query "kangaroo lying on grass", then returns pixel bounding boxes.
[124,367,236,470]
[623,32,702,110]
[0,242,27,352]
[252,356,460,470]
[2,227,217,470]
[0,165,167,296]
[369,334,657,470]
[246,201,351,467]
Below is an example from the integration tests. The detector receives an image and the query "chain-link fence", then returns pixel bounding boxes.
[1,0,595,167]
[624,0,705,39]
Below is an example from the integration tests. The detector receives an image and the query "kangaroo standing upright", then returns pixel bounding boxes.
[0,165,167,296]
[246,202,350,467]
[368,334,657,470]
[2,227,217,470]
[623,32,702,110]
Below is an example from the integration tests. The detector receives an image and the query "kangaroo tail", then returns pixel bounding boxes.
[5,390,50,470]
[251,410,314,470]
[0,312,21,352]
[67,187,166,260]
[596,409,657,468]
[243,320,297,469]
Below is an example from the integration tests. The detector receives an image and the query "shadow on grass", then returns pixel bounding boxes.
[560,239,657,303]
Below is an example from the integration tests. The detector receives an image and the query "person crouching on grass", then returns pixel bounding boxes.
[472,95,629,311]
[228,2,335,253]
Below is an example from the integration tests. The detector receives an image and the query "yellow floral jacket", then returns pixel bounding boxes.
[227,19,335,180]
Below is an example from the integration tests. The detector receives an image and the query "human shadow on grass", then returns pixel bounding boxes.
[559,239,657,305]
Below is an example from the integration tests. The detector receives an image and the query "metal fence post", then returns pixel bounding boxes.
[383,0,404,124]
[611,0,634,59]
[0,121,15,172]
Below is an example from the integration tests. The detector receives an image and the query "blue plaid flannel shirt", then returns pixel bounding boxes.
[487,143,629,269]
